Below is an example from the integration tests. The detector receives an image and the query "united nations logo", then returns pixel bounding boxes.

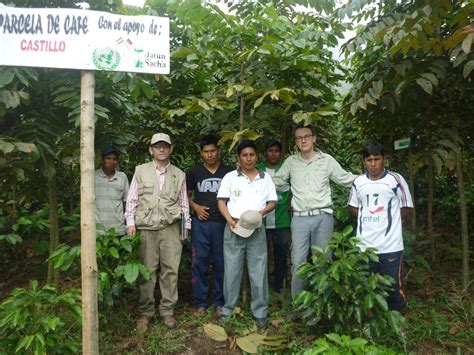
[92,47,121,70]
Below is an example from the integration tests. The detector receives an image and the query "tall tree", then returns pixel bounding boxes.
[340,0,473,290]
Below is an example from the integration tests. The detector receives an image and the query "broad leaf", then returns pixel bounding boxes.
[203,323,228,341]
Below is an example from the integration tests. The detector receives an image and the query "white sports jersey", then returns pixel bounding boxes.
[348,170,413,253]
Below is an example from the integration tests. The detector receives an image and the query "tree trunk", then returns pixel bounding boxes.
[407,158,416,230]
[239,62,245,131]
[69,166,75,215]
[47,174,60,285]
[455,147,469,291]
[80,70,99,354]
[427,156,436,262]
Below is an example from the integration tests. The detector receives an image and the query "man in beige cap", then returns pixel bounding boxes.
[125,133,191,333]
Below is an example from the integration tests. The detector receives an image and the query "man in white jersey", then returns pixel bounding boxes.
[348,142,413,311]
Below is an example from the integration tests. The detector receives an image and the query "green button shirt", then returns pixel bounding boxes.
[257,162,291,229]
[272,150,355,214]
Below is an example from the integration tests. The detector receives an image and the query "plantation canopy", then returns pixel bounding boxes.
[0,4,170,74]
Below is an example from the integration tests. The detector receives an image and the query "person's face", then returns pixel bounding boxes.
[149,142,172,162]
[237,147,257,171]
[295,127,316,153]
[265,145,282,166]
[363,154,385,179]
[200,144,220,166]
[101,153,119,173]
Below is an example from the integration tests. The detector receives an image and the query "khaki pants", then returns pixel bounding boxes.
[138,223,182,317]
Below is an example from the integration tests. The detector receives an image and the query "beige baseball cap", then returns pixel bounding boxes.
[150,133,171,146]
[233,210,262,238]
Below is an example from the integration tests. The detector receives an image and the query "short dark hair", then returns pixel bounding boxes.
[362,142,385,158]
[265,139,282,152]
[199,134,219,150]
[237,139,257,156]
[294,123,314,135]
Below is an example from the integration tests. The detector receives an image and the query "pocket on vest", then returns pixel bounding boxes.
[136,207,153,227]
[162,204,181,224]
[138,183,153,195]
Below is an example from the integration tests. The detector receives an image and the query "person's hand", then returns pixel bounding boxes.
[127,225,136,236]
[227,219,237,230]
[194,204,210,220]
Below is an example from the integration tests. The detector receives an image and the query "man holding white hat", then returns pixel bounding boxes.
[125,133,191,333]
[217,139,277,329]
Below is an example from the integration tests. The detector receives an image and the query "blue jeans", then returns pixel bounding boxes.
[191,218,225,309]
[266,228,290,292]
[369,250,406,311]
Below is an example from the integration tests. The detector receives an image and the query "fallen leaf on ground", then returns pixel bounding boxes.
[203,323,228,341]
[236,333,265,354]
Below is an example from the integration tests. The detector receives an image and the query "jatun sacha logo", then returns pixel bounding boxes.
[92,47,120,70]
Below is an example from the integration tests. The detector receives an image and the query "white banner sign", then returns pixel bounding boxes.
[0,5,169,74]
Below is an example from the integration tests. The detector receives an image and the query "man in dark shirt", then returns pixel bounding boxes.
[187,134,233,317]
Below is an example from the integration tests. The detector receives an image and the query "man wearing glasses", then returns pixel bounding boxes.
[125,133,191,333]
[273,124,355,305]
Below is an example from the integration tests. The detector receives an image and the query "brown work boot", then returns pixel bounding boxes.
[214,307,223,318]
[136,315,152,335]
[162,315,177,328]
[193,307,206,317]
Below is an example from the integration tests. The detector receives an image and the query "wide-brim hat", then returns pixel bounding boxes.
[233,210,262,238]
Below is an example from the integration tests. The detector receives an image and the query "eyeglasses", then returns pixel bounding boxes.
[151,143,170,150]
[295,134,313,142]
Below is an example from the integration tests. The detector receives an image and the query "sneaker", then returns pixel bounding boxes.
[193,307,206,317]
[214,306,223,318]
[136,315,152,335]
[255,318,267,329]
[162,315,177,328]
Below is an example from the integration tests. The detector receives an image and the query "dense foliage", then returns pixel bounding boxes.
[295,226,405,337]
[0,0,472,353]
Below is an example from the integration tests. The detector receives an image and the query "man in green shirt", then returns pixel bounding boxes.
[273,125,356,302]
[257,139,291,293]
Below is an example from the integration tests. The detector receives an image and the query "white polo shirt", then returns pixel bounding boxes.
[217,169,277,219]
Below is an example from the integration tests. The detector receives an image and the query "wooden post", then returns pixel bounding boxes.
[80,70,99,354]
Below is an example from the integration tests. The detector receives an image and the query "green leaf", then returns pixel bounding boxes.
[364,293,374,309]
[0,70,15,87]
[415,77,433,95]
[374,294,389,311]
[16,335,35,352]
[123,263,139,284]
[108,247,119,259]
[461,33,474,54]
[463,60,474,78]
[387,311,403,334]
